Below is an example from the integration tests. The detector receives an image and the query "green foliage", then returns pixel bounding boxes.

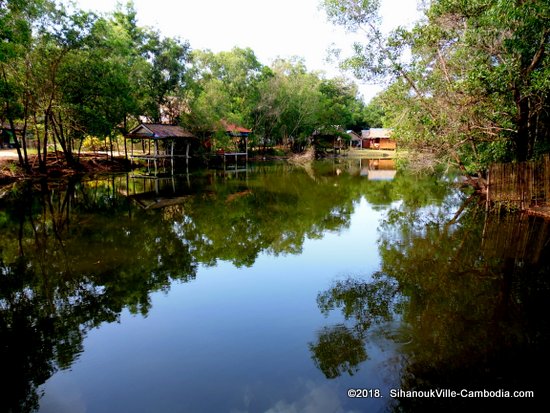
[322,0,550,172]
[309,186,550,409]
[185,47,263,133]
[3,0,372,171]
[140,32,191,123]
[362,95,385,128]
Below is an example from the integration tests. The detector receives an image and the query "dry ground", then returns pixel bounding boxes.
[0,148,131,186]
[0,148,20,160]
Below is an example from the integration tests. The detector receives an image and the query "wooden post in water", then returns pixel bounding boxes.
[154,140,158,176]
[170,139,175,175]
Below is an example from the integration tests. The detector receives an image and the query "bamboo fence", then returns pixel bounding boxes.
[487,154,550,211]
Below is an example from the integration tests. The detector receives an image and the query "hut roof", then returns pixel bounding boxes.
[361,128,393,139]
[220,120,252,134]
[126,123,195,139]
[347,130,362,141]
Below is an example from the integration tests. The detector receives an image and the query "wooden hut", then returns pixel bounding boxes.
[360,128,396,150]
[211,120,252,164]
[347,130,362,148]
[125,123,197,174]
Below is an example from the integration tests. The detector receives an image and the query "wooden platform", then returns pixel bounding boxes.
[129,154,190,160]
[221,152,247,160]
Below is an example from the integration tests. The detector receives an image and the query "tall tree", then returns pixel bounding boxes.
[187,47,264,133]
[57,8,143,160]
[256,58,323,149]
[322,0,550,171]
[0,0,48,169]
[140,31,192,123]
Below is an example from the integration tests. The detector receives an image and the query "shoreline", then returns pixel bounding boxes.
[0,148,400,188]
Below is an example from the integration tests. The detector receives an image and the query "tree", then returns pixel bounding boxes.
[140,31,191,123]
[362,94,384,129]
[255,58,324,150]
[27,6,101,170]
[2,0,192,171]
[57,7,143,160]
[186,47,264,134]
[322,0,550,172]
[0,0,48,169]
[317,77,365,131]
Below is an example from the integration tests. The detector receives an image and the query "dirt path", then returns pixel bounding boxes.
[0,149,20,159]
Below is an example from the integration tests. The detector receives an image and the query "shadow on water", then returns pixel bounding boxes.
[310,194,550,411]
[0,160,378,412]
[1,160,548,412]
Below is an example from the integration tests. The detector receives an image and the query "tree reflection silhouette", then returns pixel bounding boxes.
[0,163,368,411]
[311,196,550,411]
[0,179,197,412]
[310,274,400,379]
[310,324,367,379]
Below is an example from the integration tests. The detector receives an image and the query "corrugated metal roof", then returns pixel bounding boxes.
[127,124,195,139]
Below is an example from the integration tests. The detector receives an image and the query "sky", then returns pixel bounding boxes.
[71,0,422,102]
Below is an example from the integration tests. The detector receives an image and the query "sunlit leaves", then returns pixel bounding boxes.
[323,0,550,168]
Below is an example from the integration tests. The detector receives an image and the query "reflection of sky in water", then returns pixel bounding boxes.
[39,197,401,413]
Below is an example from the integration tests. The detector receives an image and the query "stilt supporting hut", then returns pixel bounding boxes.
[217,120,251,167]
[125,123,196,175]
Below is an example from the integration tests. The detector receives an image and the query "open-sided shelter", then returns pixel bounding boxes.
[209,120,252,163]
[125,123,197,160]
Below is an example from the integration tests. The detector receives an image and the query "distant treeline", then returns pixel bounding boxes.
[1,0,382,172]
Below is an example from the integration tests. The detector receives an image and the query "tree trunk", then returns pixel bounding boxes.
[6,117,26,168]
[50,112,77,167]
[514,97,530,162]
[41,110,49,173]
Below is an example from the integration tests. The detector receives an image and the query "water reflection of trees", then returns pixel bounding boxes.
[0,178,197,413]
[172,162,363,267]
[311,192,550,410]
[0,164,507,412]
[173,161,453,267]
[0,162,371,411]
[309,274,400,379]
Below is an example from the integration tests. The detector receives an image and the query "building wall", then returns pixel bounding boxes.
[362,138,396,150]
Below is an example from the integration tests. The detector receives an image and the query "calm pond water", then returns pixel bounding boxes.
[1,159,549,412]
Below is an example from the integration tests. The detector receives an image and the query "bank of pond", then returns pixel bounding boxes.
[0,159,548,412]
